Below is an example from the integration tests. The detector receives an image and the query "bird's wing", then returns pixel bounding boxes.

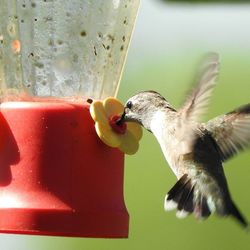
[205,103,250,161]
[178,53,220,122]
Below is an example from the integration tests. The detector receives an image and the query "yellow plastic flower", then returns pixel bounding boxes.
[90,97,143,155]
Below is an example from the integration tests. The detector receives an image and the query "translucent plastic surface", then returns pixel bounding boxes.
[0,0,140,100]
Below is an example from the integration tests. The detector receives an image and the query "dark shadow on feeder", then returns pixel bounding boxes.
[0,112,20,186]
[37,104,94,208]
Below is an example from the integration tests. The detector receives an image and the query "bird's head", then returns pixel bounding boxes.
[117,90,175,131]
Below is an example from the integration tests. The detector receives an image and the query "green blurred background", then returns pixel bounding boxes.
[1,0,250,249]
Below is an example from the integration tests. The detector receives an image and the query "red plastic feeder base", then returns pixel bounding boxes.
[0,101,129,238]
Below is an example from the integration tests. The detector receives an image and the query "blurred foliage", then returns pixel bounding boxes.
[161,0,250,3]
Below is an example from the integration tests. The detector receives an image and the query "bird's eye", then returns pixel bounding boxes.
[126,101,133,109]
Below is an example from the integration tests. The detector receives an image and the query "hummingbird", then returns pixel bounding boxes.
[118,53,250,228]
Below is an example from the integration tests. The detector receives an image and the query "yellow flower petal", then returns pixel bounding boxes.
[95,122,121,148]
[90,97,143,154]
[103,97,124,117]
[127,122,143,141]
[119,130,139,155]
[90,101,108,124]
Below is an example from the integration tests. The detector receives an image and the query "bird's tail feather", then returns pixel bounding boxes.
[164,174,248,228]
[164,174,210,219]
[228,201,248,228]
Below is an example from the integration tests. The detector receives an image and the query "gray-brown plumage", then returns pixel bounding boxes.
[120,53,249,228]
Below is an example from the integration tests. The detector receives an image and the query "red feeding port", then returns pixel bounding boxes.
[109,115,127,135]
[0,101,129,238]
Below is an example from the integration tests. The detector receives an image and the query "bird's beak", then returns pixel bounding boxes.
[116,110,126,125]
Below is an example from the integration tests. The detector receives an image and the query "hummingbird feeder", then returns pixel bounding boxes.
[0,0,140,238]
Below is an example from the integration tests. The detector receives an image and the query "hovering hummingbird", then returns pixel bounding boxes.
[119,53,250,228]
